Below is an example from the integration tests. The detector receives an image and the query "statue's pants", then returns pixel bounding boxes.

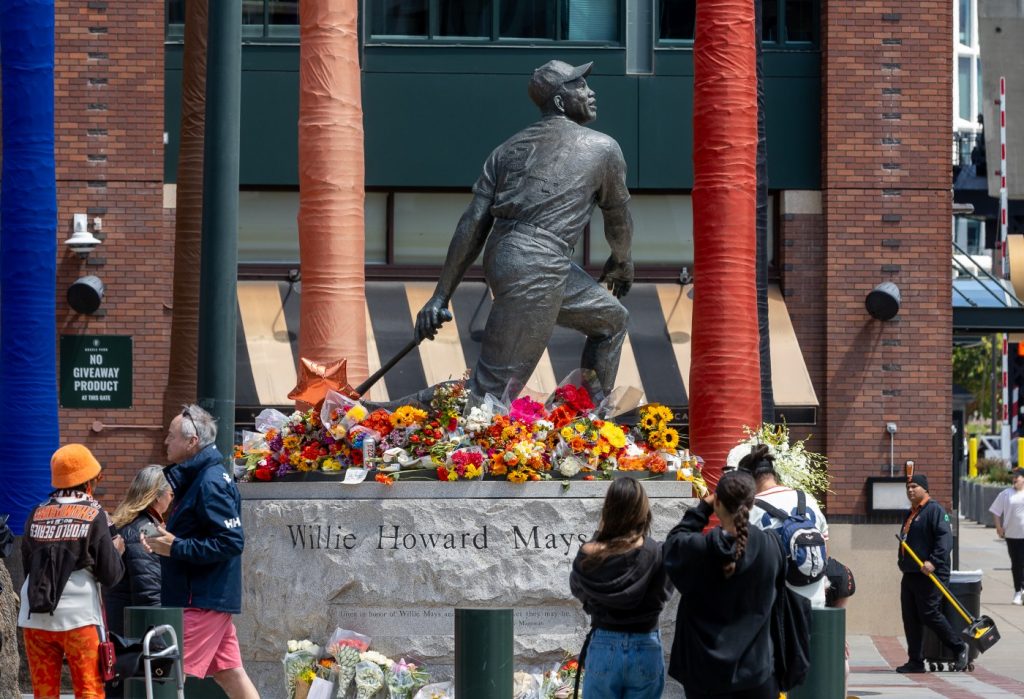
[470,219,628,398]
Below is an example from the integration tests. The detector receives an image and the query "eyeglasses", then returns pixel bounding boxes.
[181,408,199,440]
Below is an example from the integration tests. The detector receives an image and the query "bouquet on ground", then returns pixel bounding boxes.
[325,628,371,699]
[354,650,392,699]
[385,657,431,699]
[283,639,322,699]
[540,657,583,699]
[728,422,829,497]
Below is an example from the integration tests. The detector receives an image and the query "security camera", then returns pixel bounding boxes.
[886,422,898,434]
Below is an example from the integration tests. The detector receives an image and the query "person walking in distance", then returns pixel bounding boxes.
[415,59,634,400]
[989,467,1024,605]
[144,405,260,698]
[570,478,673,698]
[896,473,970,673]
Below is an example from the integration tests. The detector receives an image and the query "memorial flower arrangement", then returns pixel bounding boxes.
[539,657,584,699]
[282,630,430,699]
[729,422,830,497]
[238,374,703,486]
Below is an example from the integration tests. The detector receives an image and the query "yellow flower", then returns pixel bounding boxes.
[508,469,528,483]
[321,458,341,472]
[640,413,658,431]
[345,405,368,422]
[446,469,459,482]
[599,422,627,449]
[652,404,674,422]
[464,463,483,480]
[289,451,302,466]
[574,422,586,433]
[658,427,680,451]
[283,435,300,450]
[560,426,574,441]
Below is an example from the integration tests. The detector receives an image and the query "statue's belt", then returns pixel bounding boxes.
[492,218,574,258]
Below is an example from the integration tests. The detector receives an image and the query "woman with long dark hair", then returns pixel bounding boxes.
[663,470,785,699]
[570,477,673,698]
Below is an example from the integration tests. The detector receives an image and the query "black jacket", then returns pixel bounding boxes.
[161,445,244,614]
[898,498,953,580]
[570,536,673,633]
[21,492,124,614]
[103,510,163,636]
[663,500,785,694]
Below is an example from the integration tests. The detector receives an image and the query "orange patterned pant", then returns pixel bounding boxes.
[23,626,106,699]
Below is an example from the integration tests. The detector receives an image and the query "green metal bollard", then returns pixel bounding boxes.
[789,607,846,699]
[123,606,185,699]
[454,608,513,699]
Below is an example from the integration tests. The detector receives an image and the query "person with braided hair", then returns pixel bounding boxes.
[662,470,785,698]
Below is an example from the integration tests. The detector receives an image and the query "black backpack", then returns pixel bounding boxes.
[755,491,827,586]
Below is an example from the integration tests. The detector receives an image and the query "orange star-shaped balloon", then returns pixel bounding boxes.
[288,357,356,409]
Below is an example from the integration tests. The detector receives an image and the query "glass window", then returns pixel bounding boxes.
[761,0,779,42]
[567,0,619,41]
[438,0,491,38]
[976,60,983,124]
[369,1,619,43]
[168,1,297,40]
[499,1,554,39]
[393,193,475,264]
[659,0,696,41]
[959,0,971,45]
[242,0,265,39]
[237,191,388,264]
[267,0,299,38]
[959,56,972,121]
[590,195,694,265]
[372,0,429,37]
[784,0,814,43]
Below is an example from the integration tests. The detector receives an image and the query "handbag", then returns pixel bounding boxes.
[97,586,118,682]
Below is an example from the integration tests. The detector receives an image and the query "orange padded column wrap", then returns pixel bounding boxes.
[297,0,368,386]
[689,0,761,488]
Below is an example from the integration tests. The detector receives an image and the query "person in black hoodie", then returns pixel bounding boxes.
[570,477,672,699]
[663,469,784,699]
[896,473,969,673]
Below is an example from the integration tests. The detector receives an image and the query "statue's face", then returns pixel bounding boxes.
[558,77,596,125]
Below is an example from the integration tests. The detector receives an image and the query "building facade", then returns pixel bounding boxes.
[38,1,953,526]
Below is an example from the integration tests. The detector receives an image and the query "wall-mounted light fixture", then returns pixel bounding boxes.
[64,213,102,257]
[67,275,105,314]
[886,422,898,476]
[866,281,901,321]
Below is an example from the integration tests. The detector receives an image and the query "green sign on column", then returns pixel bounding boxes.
[59,335,133,408]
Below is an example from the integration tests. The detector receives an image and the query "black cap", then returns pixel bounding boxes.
[528,60,593,108]
[908,473,929,492]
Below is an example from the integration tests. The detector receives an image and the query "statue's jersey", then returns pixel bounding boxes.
[473,114,630,248]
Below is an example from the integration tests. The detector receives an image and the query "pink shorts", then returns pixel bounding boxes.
[183,608,243,678]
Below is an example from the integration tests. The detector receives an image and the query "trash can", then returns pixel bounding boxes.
[921,570,982,670]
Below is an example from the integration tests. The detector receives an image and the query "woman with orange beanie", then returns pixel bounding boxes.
[18,444,125,699]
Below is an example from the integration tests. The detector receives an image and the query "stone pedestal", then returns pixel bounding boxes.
[237,480,695,697]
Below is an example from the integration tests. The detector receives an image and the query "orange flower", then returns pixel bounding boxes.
[489,459,508,476]
[375,473,394,486]
[569,436,586,452]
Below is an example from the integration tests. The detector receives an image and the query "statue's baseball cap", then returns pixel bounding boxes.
[528,60,593,107]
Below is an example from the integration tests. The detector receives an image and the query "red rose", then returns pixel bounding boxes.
[254,467,273,481]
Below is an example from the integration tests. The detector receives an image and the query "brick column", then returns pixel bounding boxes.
[55,1,171,502]
[822,2,952,515]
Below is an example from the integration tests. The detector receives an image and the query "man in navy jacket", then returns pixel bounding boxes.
[896,473,969,674]
[146,404,259,698]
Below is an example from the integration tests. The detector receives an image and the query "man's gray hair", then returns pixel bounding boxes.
[180,403,218,446]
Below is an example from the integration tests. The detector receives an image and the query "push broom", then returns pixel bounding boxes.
[898,537,1001,655]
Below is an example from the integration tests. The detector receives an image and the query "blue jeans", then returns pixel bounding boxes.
[582,628,665,699]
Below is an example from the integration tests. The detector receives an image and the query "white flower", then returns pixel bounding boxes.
[558,455,584,478]
[360,650,393,669]
[287,640,299,652]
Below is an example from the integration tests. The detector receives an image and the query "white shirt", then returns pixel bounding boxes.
[19,568,103,632]
[990,486,1024,539]
[749,484,830,608]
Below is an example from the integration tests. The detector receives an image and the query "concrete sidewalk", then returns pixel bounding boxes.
[845,517,1024,698]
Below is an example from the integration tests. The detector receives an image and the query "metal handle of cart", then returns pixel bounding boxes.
[142,624,186,699]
